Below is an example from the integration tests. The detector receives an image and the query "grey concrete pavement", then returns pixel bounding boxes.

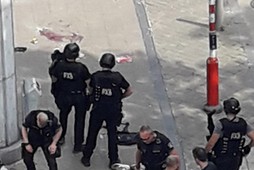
[9,0,181,169]
[143,0,254,169]
[238,0,254,65]
[6,0,254,169]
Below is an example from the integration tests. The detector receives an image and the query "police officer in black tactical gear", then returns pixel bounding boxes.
[205,97,254,170]
[21,110,62,170]
[50,43,91,153]
[81,53,133,168]
[49,49,65,98]
[135,125,180,170]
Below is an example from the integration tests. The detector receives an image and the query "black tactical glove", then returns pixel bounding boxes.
[207,109,216,117]
[51,49,63,62]
[242,145,251,156]
[207,151,216,162]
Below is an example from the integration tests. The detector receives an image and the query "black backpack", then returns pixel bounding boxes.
[116,123,138,146]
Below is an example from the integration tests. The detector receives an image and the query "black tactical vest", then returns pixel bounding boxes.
[55,61,88,93]
[139,132,169,166]
[215,117,247,157]
[92,71,122,104]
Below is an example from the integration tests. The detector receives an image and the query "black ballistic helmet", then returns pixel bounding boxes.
[63,43,80,59]
[99,53,116,69]
[223,97,241,114]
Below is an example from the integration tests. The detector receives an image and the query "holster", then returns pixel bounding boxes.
[21,143,28,158]
[54,145,61,158]
[116,131,138,146]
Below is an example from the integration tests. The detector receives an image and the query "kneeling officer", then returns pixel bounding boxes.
[21,110,62,170]
[135,125,180,170]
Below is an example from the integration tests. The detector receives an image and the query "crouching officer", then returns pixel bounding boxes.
[135,125,180,170]
[21,110,62,170]
[205,97,254,170]
[50,43,91,153]
[81,53,133,168]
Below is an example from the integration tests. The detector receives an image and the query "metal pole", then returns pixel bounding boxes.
[204,0,222,113]
[0,0,21,164]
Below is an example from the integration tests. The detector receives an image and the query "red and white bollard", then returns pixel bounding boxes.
[204,0,222,113]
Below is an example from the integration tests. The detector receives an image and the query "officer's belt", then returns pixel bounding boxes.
[215,151,241,157]
[70,91,83,94]
[93,101,121,105]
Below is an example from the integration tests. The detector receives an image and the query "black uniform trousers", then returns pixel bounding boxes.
[55,93,88,147]
[22,143,57,170]
[214,155,241,170]
[83,104,120,162]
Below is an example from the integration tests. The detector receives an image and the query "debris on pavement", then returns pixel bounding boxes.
[14,47,27,53]
[30,37,38,44]
[116,54,133,64]
[38,28,83,43]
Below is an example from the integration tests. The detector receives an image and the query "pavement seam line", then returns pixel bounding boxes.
[132,0,186,169]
